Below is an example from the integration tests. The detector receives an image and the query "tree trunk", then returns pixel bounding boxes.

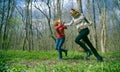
[96,0,106,52]
[0,0,6,49]
[2,0,11,50]
[77,0,83,13]
[100,0,106,53]
[34,0,56,42]
[86,0,93,41]
[92,0,98,49]
[25,0,33,51]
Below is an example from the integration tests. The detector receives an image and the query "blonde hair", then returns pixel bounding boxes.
[53,20,59,26]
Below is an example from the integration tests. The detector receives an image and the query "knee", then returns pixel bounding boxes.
[56,46,59,50]
[75,38,79,43]
[56,47,60,51]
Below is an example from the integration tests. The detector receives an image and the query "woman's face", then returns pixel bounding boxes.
[58,20,62,25]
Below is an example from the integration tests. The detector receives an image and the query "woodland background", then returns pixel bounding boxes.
[0,0,120,52]
[0,0,120,72]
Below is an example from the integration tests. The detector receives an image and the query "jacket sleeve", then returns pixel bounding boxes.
[65,18,74,26]
[73,14,84,25]
[54,24,63,30]
[63,25,67,29]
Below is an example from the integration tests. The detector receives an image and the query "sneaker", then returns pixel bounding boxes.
[65,50,68,56]
[59,58,62,60]
[84,51,92,60]
[86,51,92,57]
[97,56,103,62]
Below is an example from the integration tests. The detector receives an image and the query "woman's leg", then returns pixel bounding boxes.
[57,38,67,59]
[75,28,92,58]
[75,28,91,52]
[83,36,103,61]
[56,38,60,50]
[56,38,62,59]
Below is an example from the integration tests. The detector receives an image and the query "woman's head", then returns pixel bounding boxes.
[53,19,62,26]
[70,9,80,18]
[54,20,59,26]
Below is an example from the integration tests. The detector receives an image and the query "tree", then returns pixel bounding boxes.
[96,0,107,53]
[16,0,33,51]
[77,0,83,13]
[53,0,63,20]
[92,0,98,49]
[1,0,15,50]
[0,0,6,49]
[100,0,107,53]
[34,0,56,42]
[25,0,33,51]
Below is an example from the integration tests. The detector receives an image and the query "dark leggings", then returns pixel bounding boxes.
[75,28,100,57]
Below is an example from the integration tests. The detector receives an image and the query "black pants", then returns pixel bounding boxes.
[75,28,100,57]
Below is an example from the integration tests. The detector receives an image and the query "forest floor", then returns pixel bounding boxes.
[0,50,120,72]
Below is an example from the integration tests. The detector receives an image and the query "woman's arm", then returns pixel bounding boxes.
[73,14,84,25]
[64,18,74,26]
[54,24,63,30]
[64,25,67,29]
[82,14,93,26]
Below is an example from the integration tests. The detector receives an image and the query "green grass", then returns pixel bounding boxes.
[0,50,120,72]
